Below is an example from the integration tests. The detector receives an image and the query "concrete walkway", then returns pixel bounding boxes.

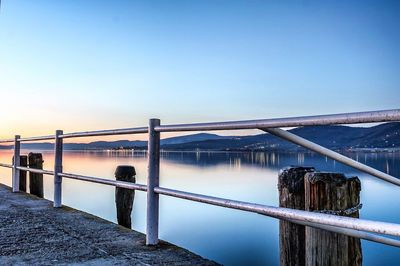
[0,184,217,265]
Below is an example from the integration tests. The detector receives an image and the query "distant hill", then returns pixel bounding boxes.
[0,122,399,151]
[0,133,227,150]
[161,122,400,151]
[160,133,230,145]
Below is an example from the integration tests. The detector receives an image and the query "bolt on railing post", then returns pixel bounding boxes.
[53,130,63,207]
[146,118,160,245]
[12,135,21,192]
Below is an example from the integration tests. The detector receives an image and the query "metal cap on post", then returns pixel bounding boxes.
[12,135,21,192]
[146,118,160,245]
[54,130,63,208]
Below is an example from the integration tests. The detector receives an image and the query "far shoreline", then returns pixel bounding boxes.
[1,148,400,154]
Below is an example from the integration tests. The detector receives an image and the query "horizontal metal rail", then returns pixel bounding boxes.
[60,172,148,191]
[156,109,400,132]
[0,163,13,168]
[1,128,148,143]
[19,135,55,142]
[0,109,399,143]
[261,128,400,186]
[287,218,400,248]
[16,166,54,175]
[154,186,400,237]
[59,127,148,139]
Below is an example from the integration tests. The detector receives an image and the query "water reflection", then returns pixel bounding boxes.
[156,150,400,177]
[0,150,399,265]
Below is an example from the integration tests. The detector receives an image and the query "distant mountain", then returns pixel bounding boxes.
[0,133,227,150]
[160,133,230,145]
[79,140,146,149]
[0,123,399,151]
[161,123,400,151]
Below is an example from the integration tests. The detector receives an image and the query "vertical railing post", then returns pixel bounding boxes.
[146,118,160,245]
[53,130,63,207]
[12,135,21,192]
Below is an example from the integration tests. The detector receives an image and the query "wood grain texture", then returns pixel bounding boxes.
[115,165,136,229]
[304,172,362,266]
[28,153,44,198]
[279,166,315,266]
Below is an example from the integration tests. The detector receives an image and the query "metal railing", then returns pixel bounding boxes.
[1,109,400,248]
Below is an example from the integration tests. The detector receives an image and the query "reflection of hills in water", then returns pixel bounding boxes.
[69,150,400,178]
[160,151,400,176]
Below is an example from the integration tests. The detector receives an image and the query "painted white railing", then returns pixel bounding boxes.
[0,109,400,247]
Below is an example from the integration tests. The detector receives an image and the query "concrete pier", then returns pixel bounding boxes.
[0,184,217,265]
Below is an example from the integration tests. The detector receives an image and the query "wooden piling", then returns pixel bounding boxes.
[304,172,362,266]
[28,153,44,198]
[20,156,28,192]
[115,165,136,228]
[13,155,28,192]
[278,166,315,266]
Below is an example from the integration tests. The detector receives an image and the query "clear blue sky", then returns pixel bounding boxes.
[0,0,399,138]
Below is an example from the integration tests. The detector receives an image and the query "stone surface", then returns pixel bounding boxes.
[0,184,217,265]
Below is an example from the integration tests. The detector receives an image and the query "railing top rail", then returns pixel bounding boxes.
[0,127,149,143]
[0,139,14,144]
[59,126,148,139]
[155,109,400,132]
[0,109,399,142]
[19,135,55,142]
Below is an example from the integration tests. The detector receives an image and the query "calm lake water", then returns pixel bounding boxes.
[0,150,399,265]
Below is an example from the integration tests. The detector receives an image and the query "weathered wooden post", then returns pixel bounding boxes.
[19,155,28,192]
[304,172,362,266]
[28,153,44,198]
[278,166,315,266]
[12,155,28,192]
[115,165,136,228]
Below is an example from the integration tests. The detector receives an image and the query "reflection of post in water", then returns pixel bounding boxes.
[271,152,276,165]
[297,153,305,165]
[278,167,362,266]
[386,160,390,174]
[196,150,201,162]
[254,152,266,166]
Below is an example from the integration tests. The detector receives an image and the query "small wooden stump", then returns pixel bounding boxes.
[28,153,44,198]
[278,166,315,266]
[304,172,362,266]
[13,155,28,192]
[115,165,136,229]
[20,156,28,192]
